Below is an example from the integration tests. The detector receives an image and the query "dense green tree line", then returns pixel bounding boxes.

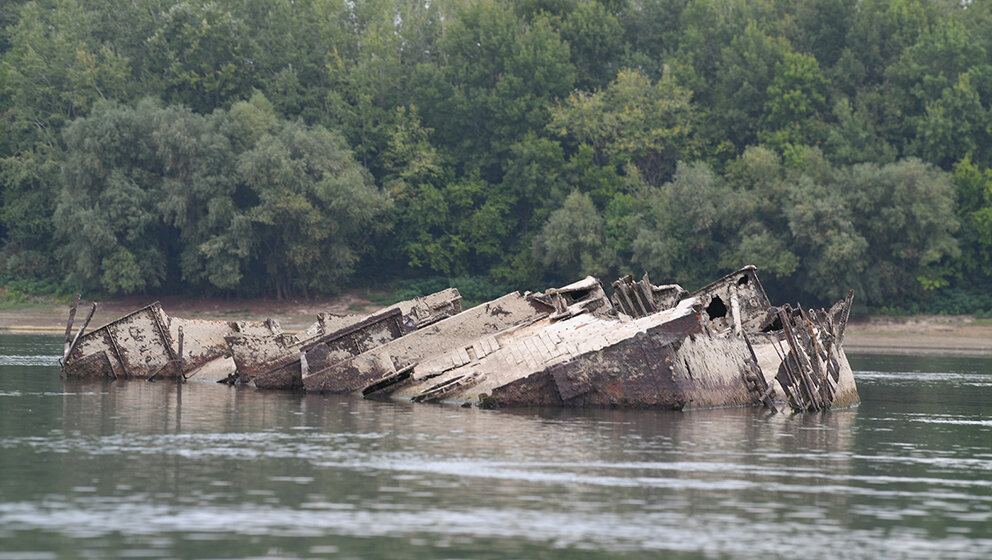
[2,0,991,311]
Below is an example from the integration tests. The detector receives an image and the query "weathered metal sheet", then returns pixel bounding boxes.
[229,307,407,390]
[303,291,557,393]
[168,317,278,377]
[225,289,462,390]
[61,302,280,381]
[103,304,178,380]
[387,299,757,409]
[62,303,179,380]
[58,266,859,414]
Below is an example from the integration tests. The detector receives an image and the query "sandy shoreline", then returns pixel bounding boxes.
[2,296,991,357]
[0,295,370,335]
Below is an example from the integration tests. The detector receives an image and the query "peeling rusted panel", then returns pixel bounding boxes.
[62,303,179,380]
[59,266,859,414]
[230,307,406,390]
[62,302,278,382]
[226,289,461,390]
[62,350,116,380]
[303,291,555,393]
[611,273,688,318]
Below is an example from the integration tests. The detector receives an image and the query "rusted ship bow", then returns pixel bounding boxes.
[60,267,859,412]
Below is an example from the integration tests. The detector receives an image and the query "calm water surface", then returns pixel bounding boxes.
[1,334,990,559]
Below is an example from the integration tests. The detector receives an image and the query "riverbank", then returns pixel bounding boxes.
[2,295,991,356]
[0,293,377,334]
[843,315,992,356]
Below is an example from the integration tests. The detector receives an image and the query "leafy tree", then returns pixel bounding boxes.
[708,22,793,152]
[550,68,696,188]
[618,0,687,74]
[0,0,30,54]
[0,0,130,263]
[532,190,607,280]
[719,146,802,282]
[630,161,728,287]
[501,133,570,232]
[833,158,958,304]
[883,17,991,162]
[55,94,384,297]
[146,1,258,113]
[561,1,624,90]
[760,51,830,150]
[237,117,385,298]
[56,99,172,294]
[822,97,897,165]
[378,106,457,275]
[950,156,992,285]
[324,0,445,177]
[791,0,856,67]
[413,0,575,180]
[845,0,939,87]
[912,72,990,169]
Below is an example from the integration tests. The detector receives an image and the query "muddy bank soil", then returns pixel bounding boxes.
[0,294,376,334]
[843,315,992,356]
[3,296,992,356]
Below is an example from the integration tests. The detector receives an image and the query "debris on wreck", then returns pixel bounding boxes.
[59,289,461,384]
[59,297,282,382]
[225,288,462,390]
[59,266,859,413]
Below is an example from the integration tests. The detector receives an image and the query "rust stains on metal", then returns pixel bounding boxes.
[59,267,859,414]
[302,290,556,393]
[226,288,463,390]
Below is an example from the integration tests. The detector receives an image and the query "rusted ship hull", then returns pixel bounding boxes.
[301,291,559,393]
[59,266,859,413]
[308,267,858,412]
[385,299,763,408]
[60,301,281,381]
[60,289,462,385]
[226,288,463,390]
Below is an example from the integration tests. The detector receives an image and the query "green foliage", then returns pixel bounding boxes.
[760,51,830,149]
[950,156,992,284]
[1,0,990,314]
[237,117,385,297]
[56,100,170,294]
[414,0,575,179]
[550,68,696,187]
[54,94,383,297]
[630,161,727,287]
[532,190,608,281]
[702,19,792,153]
[914,287,992,317]
[560,1,624,90]
[146,1,257,113]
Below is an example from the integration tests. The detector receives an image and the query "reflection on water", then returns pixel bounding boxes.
[1,335,990,559]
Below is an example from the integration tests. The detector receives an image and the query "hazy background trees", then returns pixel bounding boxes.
[0,0,985,311]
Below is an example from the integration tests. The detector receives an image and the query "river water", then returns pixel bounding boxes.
[0,334,990,559]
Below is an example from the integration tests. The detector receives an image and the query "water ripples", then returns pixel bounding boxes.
[0,355,61,367]
[1,338,990,559]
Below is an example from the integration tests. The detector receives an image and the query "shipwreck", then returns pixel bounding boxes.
[59,266,859,413]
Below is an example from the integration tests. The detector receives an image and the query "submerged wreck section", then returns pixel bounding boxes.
[353,267,857,412]
[225,288,462,390]
[300,288,566,394]
[386,298,763,408]
[60,300,280,381]
[59,266,860,413]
